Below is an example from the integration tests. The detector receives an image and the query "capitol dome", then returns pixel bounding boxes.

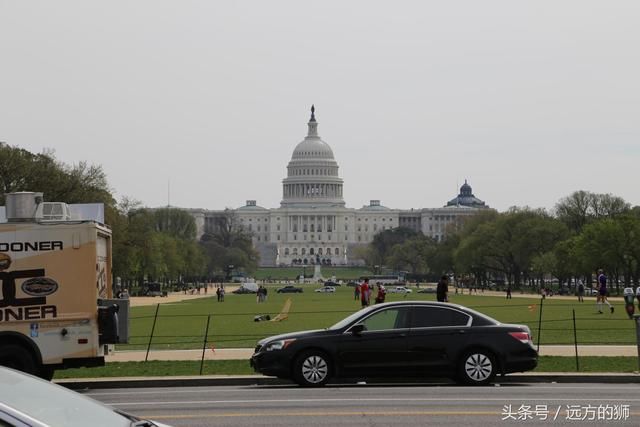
[446,180,488,208]
[281,106,345,207]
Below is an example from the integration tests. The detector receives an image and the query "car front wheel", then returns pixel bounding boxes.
[293,350,332,387]
[457,349,496,385]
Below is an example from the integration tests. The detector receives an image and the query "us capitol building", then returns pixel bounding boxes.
[187,107,489,267]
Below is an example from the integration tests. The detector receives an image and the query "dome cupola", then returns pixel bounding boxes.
[281,106,345,207]
[446,180,488,208]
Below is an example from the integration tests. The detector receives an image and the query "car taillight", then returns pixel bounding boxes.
[509,331,531,344]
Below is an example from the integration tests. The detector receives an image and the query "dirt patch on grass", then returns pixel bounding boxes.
[129,287,239,307]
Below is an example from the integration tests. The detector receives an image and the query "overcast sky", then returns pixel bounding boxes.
[1,1,638,212]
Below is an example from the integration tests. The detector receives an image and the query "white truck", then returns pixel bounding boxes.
[0,192,128,379]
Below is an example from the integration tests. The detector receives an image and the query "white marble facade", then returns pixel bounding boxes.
[187,107,489,266]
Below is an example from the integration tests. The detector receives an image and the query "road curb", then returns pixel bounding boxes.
[58,373,640,390]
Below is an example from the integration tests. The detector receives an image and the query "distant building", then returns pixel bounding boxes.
[184,107,490,266]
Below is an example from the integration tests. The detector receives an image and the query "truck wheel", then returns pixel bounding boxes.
[293,350,332,387]
[457,349,496,385]
[39,366,55,381]
[0,344,39,376]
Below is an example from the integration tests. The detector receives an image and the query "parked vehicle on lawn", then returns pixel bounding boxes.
[388,286,413,294]
[277,285,303,294]
[141,282,167,297]
[250,301,537,387]
[417,287,437,294]
[315,286,336,293]
[238,282,259,292]
[232,287,257,294]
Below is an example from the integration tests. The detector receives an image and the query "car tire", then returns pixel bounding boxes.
[293,350,332,387]
[0,344,39,376]
[457,349,496,386]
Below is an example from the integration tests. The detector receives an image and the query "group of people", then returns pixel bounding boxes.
[116,288,130,299]
[561,270,614,314]
[354,279,387,306]
[257,285,268,303]
[215,285,225,302]
[218,269,616,314]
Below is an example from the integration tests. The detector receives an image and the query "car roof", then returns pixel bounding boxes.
[0,367,130,427]
[366,301,498,322]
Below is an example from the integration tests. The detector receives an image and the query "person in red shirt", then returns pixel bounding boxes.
[360,278,370,307]
[375,283,386,304]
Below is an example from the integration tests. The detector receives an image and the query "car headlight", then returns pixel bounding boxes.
[264,339,296,351]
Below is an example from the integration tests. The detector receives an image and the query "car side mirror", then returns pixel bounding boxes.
[351,324,366,335]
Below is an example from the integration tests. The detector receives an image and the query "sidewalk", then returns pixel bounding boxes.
[108,345,639,362]
[58,372,640,390]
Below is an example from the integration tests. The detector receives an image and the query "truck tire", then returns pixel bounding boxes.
[39,366,55,381]
[0,344,39,376]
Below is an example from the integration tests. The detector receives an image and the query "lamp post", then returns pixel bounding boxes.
[226,264,234,282]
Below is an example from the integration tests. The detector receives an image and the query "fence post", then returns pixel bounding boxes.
[634,315,640,373]
[536,296,544,352]
[200,314,212,375]
[145,304,161,362]
[572,309,579,371]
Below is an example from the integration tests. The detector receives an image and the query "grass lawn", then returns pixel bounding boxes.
[53,357,639,379]
[121,286,637,351]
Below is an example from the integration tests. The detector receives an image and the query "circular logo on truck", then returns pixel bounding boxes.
[21,277,59,296]
[0,253,11,270]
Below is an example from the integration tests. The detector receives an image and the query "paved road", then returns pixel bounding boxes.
[86,382,640,426]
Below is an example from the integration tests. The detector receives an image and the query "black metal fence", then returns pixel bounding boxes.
[120,297,638,375]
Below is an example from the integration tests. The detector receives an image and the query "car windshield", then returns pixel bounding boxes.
[328,305,377,330]
[0,367,130,427]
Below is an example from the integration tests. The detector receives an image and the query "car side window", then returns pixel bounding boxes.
[361,307,410,331]
[410,307,470,328]
[0,414,20,427]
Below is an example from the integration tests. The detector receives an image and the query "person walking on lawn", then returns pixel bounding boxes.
[596,269,613,314]
[436,275,449,303]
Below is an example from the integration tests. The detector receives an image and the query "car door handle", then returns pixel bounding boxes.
[457,330,466,334]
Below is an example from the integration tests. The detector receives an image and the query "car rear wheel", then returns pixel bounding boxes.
[457,349,496,385]
[294,350,331,387]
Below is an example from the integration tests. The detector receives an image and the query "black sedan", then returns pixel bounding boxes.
[251,301,537,386]
[276,285,303,293]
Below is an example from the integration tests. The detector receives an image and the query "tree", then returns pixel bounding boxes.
[199,209,259,276]
[153,208,197,241]
[367,227,418,269]
[555,190,630,233]
[387,235,436,275]
[455,208,569,286]
[429,233,460,278]
[573,215,640,291]
[0,143,114,207]
[111,206,207,285]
